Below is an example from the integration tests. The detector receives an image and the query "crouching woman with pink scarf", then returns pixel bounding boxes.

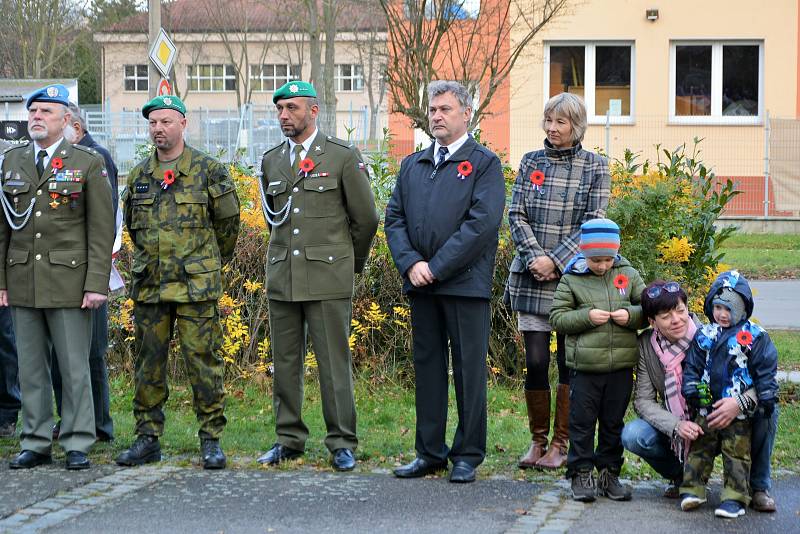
[621,280,758,498]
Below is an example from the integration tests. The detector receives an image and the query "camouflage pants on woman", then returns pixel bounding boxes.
[680,415,752,505]
[132,301,226,439]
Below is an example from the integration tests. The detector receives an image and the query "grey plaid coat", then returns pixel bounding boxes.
[504,141,610,316]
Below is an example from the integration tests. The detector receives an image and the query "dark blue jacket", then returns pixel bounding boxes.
[79,132,119,216]
[683,270,779,406]
[385,136,505,298]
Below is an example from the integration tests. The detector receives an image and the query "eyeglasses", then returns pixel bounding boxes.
[646,281,681,299]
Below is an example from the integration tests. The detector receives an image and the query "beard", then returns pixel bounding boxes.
[28,123,48,141]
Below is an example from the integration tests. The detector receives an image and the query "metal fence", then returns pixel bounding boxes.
[575,113,800,219]
[82,106,800,219]
[84,104,381,176]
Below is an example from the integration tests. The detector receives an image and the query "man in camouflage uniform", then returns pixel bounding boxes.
[0,84,114,470]
[117,95,240,470]
[257,81,378,471]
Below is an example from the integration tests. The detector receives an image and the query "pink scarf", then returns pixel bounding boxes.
[650,319,697,461]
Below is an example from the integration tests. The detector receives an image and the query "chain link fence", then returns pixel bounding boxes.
[84,104,380,176]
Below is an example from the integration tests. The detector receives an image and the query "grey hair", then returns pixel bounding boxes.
[66,102,87,131]
[542,92,587,144]
[427,80,472,112]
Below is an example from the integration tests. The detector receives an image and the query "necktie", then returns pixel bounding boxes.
[291,144,304,175]
[36,150,47,178]
[436,146,449,166]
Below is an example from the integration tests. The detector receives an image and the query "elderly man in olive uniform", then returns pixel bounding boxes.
[0,84,114,470]
[116,95,240,470]
[257,81,378,471]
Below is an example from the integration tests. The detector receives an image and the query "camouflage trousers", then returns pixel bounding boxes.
[132,301,226,439]
[680,415,751,505]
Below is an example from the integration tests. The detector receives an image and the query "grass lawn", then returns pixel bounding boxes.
[772,330,800,370]
[719,233,800,279]
[3,368,798,481]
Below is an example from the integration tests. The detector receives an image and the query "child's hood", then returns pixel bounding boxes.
[703,270,754,324]
[563,253,629,275]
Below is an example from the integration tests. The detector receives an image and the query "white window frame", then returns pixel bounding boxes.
[186,64,237,93]
[543,41,636,125]
[250,64,301,92]
[669,40,764,125]
[335,64,364,92]
[123,64,149,92]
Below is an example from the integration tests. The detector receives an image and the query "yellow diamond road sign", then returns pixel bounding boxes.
[148,28,176,79]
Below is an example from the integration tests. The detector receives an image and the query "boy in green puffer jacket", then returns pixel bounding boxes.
[550,218,645,503]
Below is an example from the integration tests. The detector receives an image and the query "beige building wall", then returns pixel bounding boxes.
[510,0,798,177]
[95,33,386,140]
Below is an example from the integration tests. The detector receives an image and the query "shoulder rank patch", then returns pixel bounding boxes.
[135,183,150,193]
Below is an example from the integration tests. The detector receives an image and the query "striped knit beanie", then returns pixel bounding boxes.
[579,218,621,258]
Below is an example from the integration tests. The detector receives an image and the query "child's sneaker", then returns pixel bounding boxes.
[571,469,596,502]
[597,468,632,501]
[680,493,706,511]
[715,500,746,518]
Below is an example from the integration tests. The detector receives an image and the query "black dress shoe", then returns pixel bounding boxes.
[9,450,52,469]
[332,448,356,471]
[449,461,476,483]
[393,457,447,478]
[65,451,90,470]
[116,435,161,466]
[257,443,303,465]
[201,438,227,470]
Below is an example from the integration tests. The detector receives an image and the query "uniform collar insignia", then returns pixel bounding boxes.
[314,145,321,152]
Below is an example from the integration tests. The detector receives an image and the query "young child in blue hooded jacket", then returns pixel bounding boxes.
[680,270,779,519]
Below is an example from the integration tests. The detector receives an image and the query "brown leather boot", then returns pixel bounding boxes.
[518,389,550,468]
[536,383,569,469]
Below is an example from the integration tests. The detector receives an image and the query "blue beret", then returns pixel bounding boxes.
[26,84,70,109]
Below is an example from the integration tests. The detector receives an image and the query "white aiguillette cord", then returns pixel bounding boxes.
[0,154,36,231]
[255,155,292,227]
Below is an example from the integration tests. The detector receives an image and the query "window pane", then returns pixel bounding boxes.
[275,64,287,77]
[200,79,211,91]
[225,78,237,91]
[213,65,223,77]
[188,79,198,91]
[200,65,211,77]
[125,79,135,91]
[595,46,630,116]
[290,65,301,79]
[549,46,585,99]
[125,65,134,77]
[137,64,148,77]
[723,45,758,116]
[675,45,711,116]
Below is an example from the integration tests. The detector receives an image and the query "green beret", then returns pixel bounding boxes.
[273,81,317,103]
[141,95,187,118]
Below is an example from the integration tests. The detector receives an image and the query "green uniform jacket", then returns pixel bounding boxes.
[0,140,114,307]
[549,255,646,372]
[261,132,378,302]
[123,145,241,303]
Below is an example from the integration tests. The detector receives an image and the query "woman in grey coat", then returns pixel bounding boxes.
[505,93,609,469]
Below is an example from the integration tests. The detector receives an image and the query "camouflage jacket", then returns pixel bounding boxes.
[123,145,240,303]
[0,139,114,308]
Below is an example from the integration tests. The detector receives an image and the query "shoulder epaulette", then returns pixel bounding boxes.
[73,144,100,156]
[326,136,356,150]
[263,141,286,156]
[3,141,29,154]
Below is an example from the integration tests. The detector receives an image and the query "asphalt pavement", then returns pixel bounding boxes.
[1,460,798,534]
[749,280,800,330]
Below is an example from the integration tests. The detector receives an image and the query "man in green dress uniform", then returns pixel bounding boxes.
[257,81,378,471]
[0,84,114,470]
[116,95,240,470]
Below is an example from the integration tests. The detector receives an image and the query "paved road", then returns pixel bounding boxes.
[1,461,797,533]
[750,280,800,330]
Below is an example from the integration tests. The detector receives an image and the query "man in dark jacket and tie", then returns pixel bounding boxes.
[385,80,505,483]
